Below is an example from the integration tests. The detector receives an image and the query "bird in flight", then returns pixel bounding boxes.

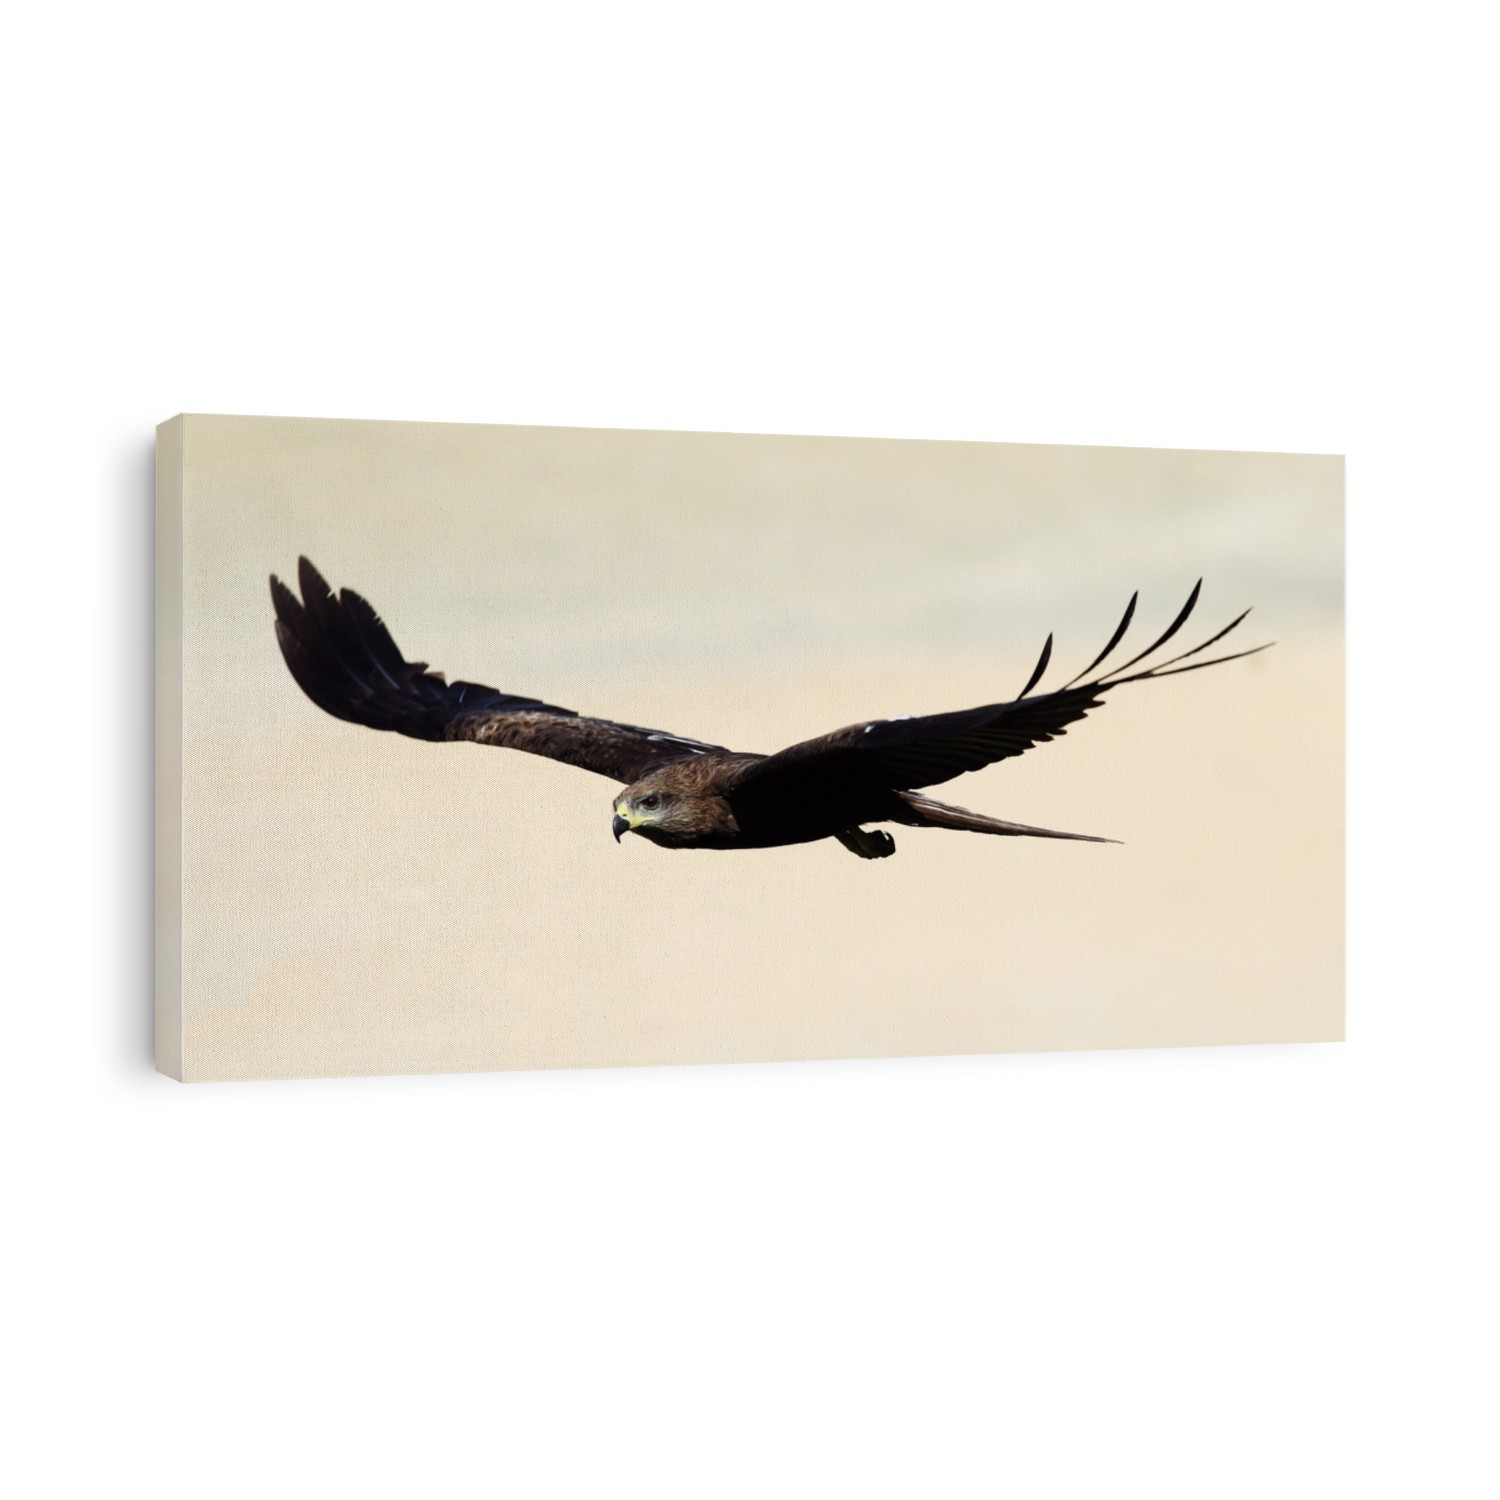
[271,558,1269,860]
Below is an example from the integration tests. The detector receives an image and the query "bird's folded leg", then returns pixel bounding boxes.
[834,827,897,859]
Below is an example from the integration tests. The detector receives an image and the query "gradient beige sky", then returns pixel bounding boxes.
[162,416,1342,1080]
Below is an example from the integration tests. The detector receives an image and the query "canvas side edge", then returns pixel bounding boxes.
[1336,453,1347,1042]
[155,417,186,1080]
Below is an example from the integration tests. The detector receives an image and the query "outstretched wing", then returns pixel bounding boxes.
[731,582,1269,798]
[271,557,722,784]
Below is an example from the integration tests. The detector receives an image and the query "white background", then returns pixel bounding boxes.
[3,4,1495,1496]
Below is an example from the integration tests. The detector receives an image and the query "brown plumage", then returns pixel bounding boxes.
[271,557,1270,859]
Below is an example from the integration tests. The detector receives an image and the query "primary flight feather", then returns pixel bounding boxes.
[271,557,1269,859]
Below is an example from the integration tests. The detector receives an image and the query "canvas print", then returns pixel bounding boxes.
[155,415,1343,1081]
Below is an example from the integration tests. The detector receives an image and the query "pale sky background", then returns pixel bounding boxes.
[170,416,1342,1079]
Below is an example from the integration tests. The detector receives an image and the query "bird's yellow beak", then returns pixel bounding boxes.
[612,812,630,842]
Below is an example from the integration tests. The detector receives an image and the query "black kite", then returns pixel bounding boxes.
[271,558,1268,859]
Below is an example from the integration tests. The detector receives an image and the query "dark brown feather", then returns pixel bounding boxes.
[271,558,722,782]
[1016,632,1053,699]
[727,585,1269,803]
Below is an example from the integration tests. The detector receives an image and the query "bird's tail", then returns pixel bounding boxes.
[896,791,1119,844]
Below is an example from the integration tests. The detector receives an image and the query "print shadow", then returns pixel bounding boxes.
[115,435,155,1069]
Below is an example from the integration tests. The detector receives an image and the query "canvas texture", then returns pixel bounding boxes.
[157,415,1343,1081]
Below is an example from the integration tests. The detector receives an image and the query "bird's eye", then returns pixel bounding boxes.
[640,794,660,810]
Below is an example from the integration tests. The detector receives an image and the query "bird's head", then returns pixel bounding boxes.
[611,778,700,847]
